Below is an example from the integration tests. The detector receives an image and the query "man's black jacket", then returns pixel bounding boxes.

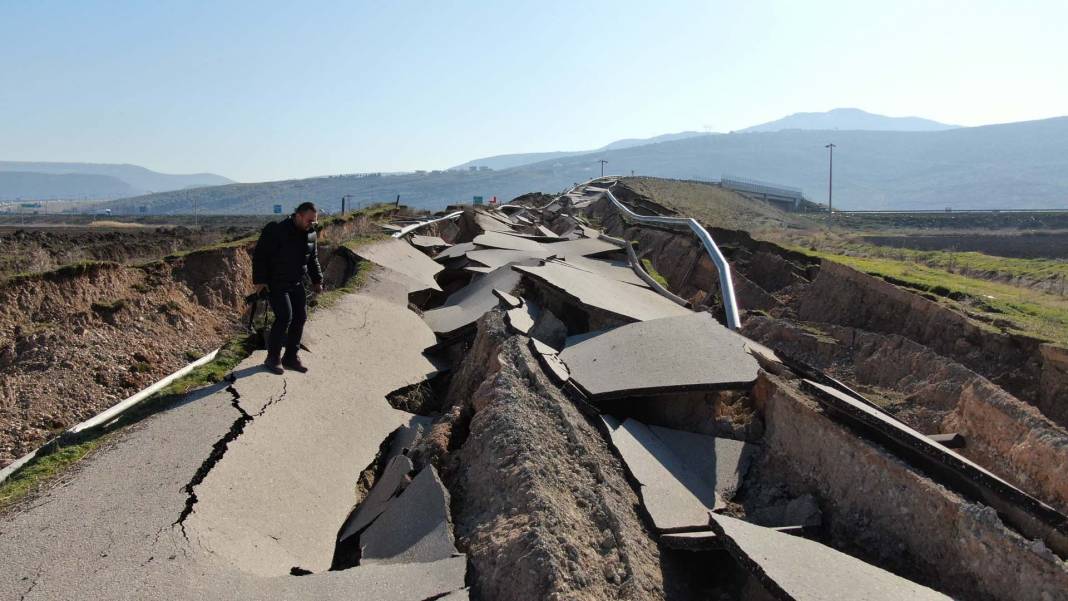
[251,216,323,288]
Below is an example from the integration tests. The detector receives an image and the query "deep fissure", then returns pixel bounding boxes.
[172,377,285,537]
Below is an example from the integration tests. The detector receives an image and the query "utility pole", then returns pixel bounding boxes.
[824,143,836,215]
[598,159,608,178]
[193,197,198,229]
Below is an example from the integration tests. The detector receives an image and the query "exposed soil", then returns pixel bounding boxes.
[414,311,751,601]
[0,222,265,280]
[0,213,381,467]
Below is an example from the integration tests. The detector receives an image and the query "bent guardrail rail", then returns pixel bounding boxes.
[392,211,464,238]
[598,185,742,330]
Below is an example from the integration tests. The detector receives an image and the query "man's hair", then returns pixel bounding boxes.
[295,201,317,214]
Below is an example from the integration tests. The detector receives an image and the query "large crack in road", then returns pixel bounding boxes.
[172,376,288,538]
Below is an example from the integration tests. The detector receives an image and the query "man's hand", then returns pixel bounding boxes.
[312,282,324,294]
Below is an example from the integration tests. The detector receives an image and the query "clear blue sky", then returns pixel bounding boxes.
[2,0,1065,182]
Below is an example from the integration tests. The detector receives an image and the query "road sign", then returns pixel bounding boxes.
[473,196,484,205]
[139,205,147,213]
[273,204,283,214]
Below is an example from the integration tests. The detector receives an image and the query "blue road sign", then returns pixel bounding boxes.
[273,204,283,214]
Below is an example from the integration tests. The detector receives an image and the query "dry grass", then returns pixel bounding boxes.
[619,177,816,233]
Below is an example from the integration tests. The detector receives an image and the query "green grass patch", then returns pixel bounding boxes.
[0,437,110,512]
[641,258,670,288]
[795,247,1068,344]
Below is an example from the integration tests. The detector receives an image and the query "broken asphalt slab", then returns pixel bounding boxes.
[514,261,691,323]
[338,455,414,542]
[648,425,758,500]
[354,238,443,292]
[466,247,555,269]
[541,236,625,259]
[409,234,450,250]
[471,232,555,256]
[560,312,759,400]
[709,513,952,600]
[185,278,443,576]
[602,416,723,532]
[360,466,458,565]
[422,264,523,337]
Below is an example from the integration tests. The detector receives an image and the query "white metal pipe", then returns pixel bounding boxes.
[392,211,463,238]
[601,187,742,330]
[0,347,222,485]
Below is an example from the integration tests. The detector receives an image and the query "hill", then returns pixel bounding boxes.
[450,131,708,171]
[741,108,957,133]
[103,116,1068,214]
[0,172,138,200]
[0,161,233,199]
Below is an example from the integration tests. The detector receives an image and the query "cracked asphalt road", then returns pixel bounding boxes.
[0,268,459,600]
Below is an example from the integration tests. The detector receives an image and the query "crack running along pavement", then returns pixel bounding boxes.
[173,376,288,538]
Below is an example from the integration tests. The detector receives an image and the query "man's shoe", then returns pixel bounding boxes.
[264,356,284,375]
[282,356,309,373]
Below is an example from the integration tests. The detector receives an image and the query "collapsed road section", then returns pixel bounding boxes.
[4,178,1068,600]
[347,182,1068,600]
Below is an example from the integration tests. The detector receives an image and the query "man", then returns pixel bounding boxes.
[251,202,324,374]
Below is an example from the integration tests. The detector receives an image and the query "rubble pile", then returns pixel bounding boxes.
[333,180,1068,600]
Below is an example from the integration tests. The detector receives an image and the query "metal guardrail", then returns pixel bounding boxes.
[391,211,464,238]
[596,185,742,330]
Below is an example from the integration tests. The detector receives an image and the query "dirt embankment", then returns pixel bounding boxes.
[409,311,749,600]
[0,225,263,280]
[582,182,1068,526]
[744,316,1068,516]
[0,213,381,467]
[751,371,1068,601]
[587,183,1068,430]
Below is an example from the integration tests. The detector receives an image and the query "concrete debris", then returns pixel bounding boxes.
[709,513,952,600]
[529,337,571,383]
[472,232,555,256]
[433,242,478,262]
[544,236,626,259]
[648,425,758,500]
[560,312,759,400]
[491,288,522,309]
[360,466,458,565]
[466,247,553,269]
[338,454,414,542]
[423,265,523,337]
[552,255,649,288]
[409,235,451,250]
[506,304,536,335]
[355,238,444,292]
[514,262,691,323]
[602,416,724,532]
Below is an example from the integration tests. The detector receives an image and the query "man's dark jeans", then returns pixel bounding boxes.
[267,282,307,361]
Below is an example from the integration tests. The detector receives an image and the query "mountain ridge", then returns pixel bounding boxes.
[740,107,957,133]
[0,161,234,199]
[98,116,1068,214]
